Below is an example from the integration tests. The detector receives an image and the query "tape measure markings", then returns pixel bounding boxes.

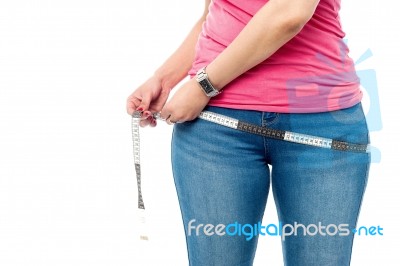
[197,111,369,153]
[132,112,144,210]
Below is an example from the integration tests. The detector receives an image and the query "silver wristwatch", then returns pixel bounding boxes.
[195,67,221,97]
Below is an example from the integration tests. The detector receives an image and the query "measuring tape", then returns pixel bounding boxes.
[131,112,148,241]
[197,111,370,153]
[132,110,370,240]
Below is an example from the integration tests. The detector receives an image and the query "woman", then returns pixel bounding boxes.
[126,0,370,265]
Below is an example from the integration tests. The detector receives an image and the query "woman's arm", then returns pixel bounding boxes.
[206,0,320,89]
[126,0,211,118]
[154,0,211,91]
[161,0,320,123]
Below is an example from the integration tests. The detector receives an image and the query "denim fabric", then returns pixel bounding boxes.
[171,103,370,266]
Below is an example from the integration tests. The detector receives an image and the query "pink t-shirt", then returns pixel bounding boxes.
[189,0,362,113]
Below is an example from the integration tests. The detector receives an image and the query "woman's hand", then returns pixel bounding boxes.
[160,78,210,124]
[126,75,171,127]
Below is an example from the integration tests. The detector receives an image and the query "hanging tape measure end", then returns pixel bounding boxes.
[137,208,149,241]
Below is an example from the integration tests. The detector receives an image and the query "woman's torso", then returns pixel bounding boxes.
[189,0,362,113]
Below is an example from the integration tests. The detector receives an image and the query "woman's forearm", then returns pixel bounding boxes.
[154,1,210,91]
[206,0,320,90]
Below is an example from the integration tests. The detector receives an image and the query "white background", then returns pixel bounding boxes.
[0,0,398,265]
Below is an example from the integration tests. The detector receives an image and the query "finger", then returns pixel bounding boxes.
[149,117,157,127]
[126,96,141,115]
[166,117,176,125]
[159,111,171,121]
[148,89,171,113]
[159,104,171,121]
[142,111,152,120]
[126,101,136,116]
[136,93,152,111]
[127,106,134,116]
[139,117,152,127]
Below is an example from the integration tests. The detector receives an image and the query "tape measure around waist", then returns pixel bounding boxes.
[196,111,370,153]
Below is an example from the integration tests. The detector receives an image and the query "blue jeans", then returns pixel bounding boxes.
[171,103,370,266]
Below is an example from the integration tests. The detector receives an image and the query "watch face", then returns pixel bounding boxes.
[199,79,215,94]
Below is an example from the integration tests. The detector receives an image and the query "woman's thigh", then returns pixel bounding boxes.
[172,106,270,266]
[269,103,370,266]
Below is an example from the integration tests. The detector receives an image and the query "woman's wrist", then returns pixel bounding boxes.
[195,67,222,97]
[153,67,182,91]
[204,62,228,91]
